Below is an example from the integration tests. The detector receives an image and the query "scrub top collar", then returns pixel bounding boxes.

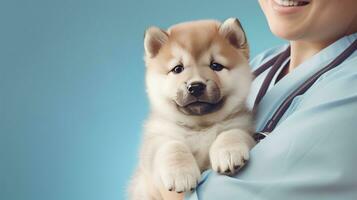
[254,32,357,131]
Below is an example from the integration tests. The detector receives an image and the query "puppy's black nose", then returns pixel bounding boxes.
[187,82,206,97]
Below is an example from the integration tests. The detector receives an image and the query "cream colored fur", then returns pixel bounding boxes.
[128,18,256,200]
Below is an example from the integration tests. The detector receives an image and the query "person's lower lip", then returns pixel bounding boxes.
[270,0,311,15]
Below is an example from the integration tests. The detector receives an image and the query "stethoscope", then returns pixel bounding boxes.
[252,39,357,142]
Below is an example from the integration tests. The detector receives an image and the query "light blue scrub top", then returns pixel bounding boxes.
[186,33,357,200]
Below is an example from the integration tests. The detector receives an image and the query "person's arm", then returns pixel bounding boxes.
[186,66,357,200]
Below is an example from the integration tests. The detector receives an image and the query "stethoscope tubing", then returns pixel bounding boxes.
[253,39,357,142]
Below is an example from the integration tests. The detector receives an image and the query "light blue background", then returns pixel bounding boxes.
[0,1,284,200]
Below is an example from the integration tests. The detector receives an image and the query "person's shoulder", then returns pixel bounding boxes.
[249,44,289,70]
[299,55,357,109]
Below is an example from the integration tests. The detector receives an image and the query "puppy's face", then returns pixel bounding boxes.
[144,18,252,125]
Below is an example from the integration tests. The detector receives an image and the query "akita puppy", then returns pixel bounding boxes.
[129,18,255,200]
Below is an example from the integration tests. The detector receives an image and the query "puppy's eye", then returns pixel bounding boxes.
[210,62,225,71]
[171,65,184,74]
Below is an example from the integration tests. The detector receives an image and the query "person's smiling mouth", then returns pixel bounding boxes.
[273,0,311,7]
[270,0,311,15]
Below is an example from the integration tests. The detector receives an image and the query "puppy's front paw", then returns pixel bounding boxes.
[210,143,249,175]
[159,158,201,193]
[209,129,254,175]
[155,141,201,193]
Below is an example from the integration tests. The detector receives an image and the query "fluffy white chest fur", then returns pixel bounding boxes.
[128,18,256,200]
[130,112,254,200]
[145,111,253,171]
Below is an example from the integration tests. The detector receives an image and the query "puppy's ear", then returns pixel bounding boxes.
[219,18,248,50]
[144,26,169,58]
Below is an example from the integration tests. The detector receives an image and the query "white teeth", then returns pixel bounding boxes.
[274,0,306,7]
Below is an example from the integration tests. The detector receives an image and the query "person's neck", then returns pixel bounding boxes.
[289,18,357,73]
[288,40,333,72]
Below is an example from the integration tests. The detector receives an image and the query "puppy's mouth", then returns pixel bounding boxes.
[177,99,224,116]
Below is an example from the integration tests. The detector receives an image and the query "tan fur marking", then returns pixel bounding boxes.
[146,20,248,74]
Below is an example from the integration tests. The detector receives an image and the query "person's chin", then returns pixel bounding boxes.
[268,20,309,41]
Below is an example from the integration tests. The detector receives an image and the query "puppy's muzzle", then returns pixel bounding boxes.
[175,80,224,116]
